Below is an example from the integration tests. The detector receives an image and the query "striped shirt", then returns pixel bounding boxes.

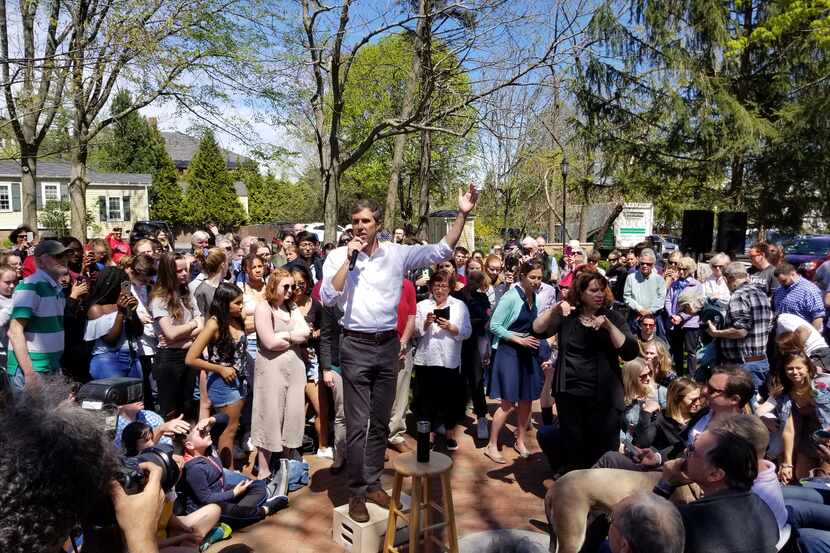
[6,269,65,375]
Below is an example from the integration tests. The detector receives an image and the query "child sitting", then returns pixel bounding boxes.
[180,413,287,529]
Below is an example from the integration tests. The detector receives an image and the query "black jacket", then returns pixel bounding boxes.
[679,488,778,553]
[546,307,639,410]
[318,302,343,371]
[634,411,688,460]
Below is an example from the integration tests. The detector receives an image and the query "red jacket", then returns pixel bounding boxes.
[106,233,132,263]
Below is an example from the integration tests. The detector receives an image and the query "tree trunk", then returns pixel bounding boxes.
[383,30,425,230]
[547,200,556,244]
[578,182,590,242]
[20,149,37,230]
[415,128,432,239]
[593,202,624,250]
[69,143,89,241]
[323,164,339,244]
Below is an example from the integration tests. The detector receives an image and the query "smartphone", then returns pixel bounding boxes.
[120,280,132,296]
[25,231,33,243]
[812,430,830,444]
[433,306,450,320]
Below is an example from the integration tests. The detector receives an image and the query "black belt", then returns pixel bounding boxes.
[342,328,398,343]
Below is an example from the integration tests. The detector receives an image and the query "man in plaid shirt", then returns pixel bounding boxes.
[772,263,825,330]
[706,263,772,398]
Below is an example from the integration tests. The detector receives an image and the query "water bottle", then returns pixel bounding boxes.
[416,420,430,463]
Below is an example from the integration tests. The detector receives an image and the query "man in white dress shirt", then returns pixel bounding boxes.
[321,186,478,522]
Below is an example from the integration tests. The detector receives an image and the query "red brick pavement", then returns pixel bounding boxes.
[207,405,553,552]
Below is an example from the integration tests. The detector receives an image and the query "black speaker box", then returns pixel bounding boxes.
[681,210,714,254]
[716,211,748,256]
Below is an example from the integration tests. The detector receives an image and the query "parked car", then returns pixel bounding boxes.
[649,234,680,255]
[784,235,830,280]
[304,223,344,243]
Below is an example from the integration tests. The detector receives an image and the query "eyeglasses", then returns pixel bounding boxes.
[282,284,295,294]
[705,382,728,396]
[223,246,232,252]
[640,262,654,267]
[711,265,725,269]
[668,261,679,266]
[295,281,307,289]
[432,283,449,290]
[639,372,652,382]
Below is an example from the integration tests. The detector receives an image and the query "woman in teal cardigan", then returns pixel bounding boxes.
[484,260,546,463]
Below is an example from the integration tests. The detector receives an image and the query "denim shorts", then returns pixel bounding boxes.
[206,372,245,407]
[306,356,319,383]
[90,350,142,380]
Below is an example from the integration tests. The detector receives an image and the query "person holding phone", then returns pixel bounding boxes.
[84,267,143,379]
[413,271,472,450]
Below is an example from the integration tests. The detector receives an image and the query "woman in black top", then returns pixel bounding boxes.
[533,271,639,471]
[459,269,492,438]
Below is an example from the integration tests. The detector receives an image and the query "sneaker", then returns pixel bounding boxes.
[263,495,289,516]
[476,418,490,440]
[446,438,459,451]
[266,465,289,500]
[316,446,334,459]
[199,523,232,552]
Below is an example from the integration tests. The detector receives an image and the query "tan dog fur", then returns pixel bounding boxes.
[544,468,699,553]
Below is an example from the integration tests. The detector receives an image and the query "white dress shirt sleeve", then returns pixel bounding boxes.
[320,246,348,307]
[401,239,453,272]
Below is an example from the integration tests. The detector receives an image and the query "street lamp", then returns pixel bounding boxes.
[561,157,569,250]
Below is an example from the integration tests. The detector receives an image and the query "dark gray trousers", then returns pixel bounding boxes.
[340,332,400,497]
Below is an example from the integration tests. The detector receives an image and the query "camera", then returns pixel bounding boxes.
[114,443,181,496]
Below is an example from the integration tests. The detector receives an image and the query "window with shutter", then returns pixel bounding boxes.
[122,196,131,222]
[98,196,107,222]
[0,184,11,211]
[11,183,20,211]
[108,197,122,221]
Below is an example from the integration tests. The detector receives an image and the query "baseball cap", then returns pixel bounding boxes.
[34,239,71,257]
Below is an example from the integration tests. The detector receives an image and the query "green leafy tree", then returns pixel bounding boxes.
[149,130,186,226]
[575,0,830,231]
[184,130,247,229]
[98,91,166,174]
[39,200,71,237]
[337,33,474,228]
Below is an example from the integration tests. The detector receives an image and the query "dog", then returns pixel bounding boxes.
[544,468,700,553]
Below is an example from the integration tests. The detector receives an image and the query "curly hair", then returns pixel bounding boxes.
[0,382,117,553]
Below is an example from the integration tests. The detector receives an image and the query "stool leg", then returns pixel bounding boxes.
[383,474,404,553]
[423,476,431,553]
[440,472,459,553]
[409,475,421,553]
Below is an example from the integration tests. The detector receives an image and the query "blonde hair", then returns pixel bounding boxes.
[639,339,674,382]
[623,358,650,404]
[665,377,699,422]
[679,256,697,274]
[202,247,228,277]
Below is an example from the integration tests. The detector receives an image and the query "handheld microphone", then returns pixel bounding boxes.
[348,249,359,271]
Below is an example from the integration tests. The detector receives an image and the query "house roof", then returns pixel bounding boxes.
[161,131,252,171]
[0,160,151,185]
[179,179,248,197]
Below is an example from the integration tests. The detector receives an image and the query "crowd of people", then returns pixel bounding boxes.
[5,198,830,553]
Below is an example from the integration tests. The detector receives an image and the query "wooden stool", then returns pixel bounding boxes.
[383,451,459,553]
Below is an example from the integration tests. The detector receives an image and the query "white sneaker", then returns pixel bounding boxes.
[316,447,334,460]
[476,418,490,440]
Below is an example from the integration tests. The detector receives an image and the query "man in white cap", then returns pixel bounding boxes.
[513,236,556,311]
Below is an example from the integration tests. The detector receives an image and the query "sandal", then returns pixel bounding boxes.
[513,443,530,459]
[483,446,507,464]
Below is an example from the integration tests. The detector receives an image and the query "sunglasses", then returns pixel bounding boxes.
[640,262,654,267]
[282,284,295,294]
[639,372,652,381]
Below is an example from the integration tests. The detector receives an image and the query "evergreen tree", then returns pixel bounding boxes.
[184,130,247,229]
[148,125,186,226]
[99,91,164,174]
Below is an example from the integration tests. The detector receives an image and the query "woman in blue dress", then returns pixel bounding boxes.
[484,260,545,463]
